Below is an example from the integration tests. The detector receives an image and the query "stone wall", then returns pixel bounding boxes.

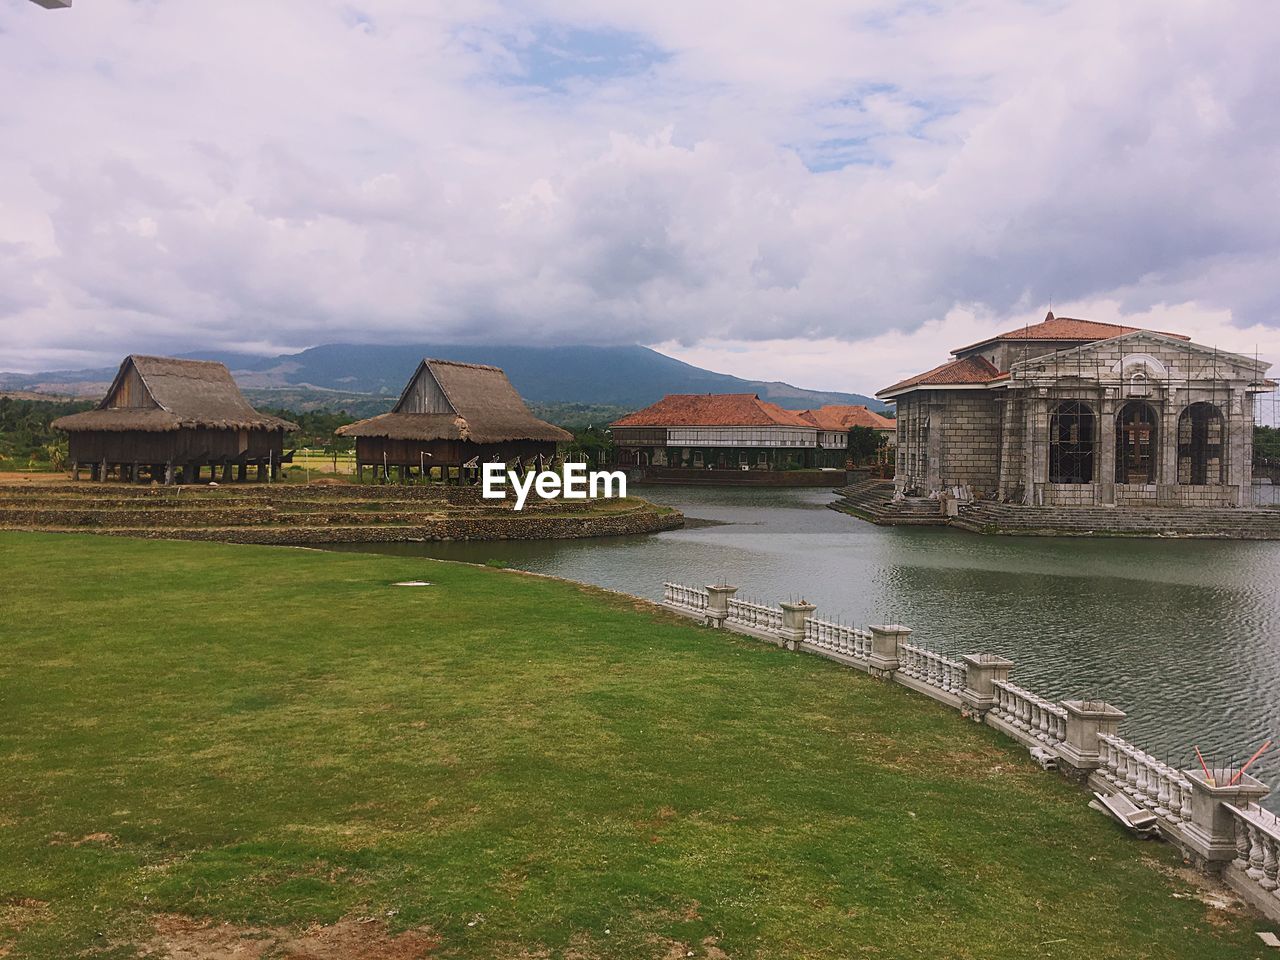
[937,392,1002,495]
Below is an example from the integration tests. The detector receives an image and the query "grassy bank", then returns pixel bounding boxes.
[0,533,1268,958]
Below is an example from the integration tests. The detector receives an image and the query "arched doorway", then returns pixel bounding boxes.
[1177,403,1223,485]
[1115,402,1157,484]
[1049,400,1096,484]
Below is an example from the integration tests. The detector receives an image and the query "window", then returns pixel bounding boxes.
[1115,402,1157,484]
[1177,403,1223,485]
[1049,400,1095,484]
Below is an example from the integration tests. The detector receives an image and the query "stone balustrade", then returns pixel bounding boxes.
[803,617,872,662]
[898,642,966,695]
[662,582,709,613]
[1097,733,1192,824]
[726,597,785,637]
[659,576,1279,920]
[1226,803,1280,908]
[988,680,1068,748]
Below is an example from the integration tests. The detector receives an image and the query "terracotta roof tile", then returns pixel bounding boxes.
[878,356,1003,396]
[951,312,1190,354]
[611,394,813,428]
[799,405,895,430]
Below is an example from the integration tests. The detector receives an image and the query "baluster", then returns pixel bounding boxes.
[1124,746,1141,796]
[1248,824,1267,880]
[1145,760,1161,808]
[1261,835,1278,892]
[1153,765,1171,817]
[1233,816,1251,868]
[1164,774,1181,823]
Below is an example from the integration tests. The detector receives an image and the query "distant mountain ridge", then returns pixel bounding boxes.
[0,343,885,414]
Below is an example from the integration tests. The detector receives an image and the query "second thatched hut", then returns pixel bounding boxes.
[336,359,572,482]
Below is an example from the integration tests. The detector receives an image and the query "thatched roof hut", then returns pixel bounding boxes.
[53,356,296,434]
[52,355,296,483]
[337,359,571,480]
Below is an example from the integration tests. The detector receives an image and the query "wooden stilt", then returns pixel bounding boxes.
[72,461,80,481]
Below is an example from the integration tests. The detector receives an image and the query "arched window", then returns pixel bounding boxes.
[1178,403,1224,485]
[1049,400,1096,484]
[1115,402,1157,484]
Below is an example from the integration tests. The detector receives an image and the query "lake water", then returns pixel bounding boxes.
[326,485,1280,809]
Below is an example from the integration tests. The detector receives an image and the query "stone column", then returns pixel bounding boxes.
[959,653,1013,720]
[867,624,910,679]
[926,401,944,495]
[779,600,816,651]
[1226,389,1250,506]
[1056,700,1126,775]
[1180,770,1270,868]
[1024,392,1048,505]
[704,584,738,628]
[1097,392,1117,505]
[1158,390,1180,496]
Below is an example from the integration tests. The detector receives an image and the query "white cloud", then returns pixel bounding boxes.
[0,0,1278,391]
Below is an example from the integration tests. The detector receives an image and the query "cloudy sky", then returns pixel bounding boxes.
[2,0,1279,396]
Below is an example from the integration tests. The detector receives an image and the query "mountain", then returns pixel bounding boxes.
[0,343,886,415]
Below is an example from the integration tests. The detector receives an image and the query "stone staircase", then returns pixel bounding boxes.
[830,481,947,526]
[953,501,1280,539]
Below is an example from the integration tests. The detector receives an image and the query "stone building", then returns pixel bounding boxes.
[877,313,1275,507]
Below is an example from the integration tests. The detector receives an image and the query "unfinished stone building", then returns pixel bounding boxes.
[877,313,1276,508]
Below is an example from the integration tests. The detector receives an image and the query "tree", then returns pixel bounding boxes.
[847,426,885,465]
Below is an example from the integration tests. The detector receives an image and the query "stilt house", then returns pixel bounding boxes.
[52,355,297,483]
[335,359,572,482]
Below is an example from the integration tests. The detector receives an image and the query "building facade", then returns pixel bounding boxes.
[611,394,894,472]
[877,314,1275,508]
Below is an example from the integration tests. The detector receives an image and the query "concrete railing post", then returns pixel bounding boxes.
[1056,700,1126,776]
[779,600,816,651]
[1180,770,1271,869]
[705,584,738,628]
[867,624,910,679]
[959,653,1013,721]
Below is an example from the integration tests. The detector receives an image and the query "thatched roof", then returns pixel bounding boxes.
[336,359,572,444]
[51,356,297,434]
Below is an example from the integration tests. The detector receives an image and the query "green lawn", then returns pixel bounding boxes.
[0,532,1267,959]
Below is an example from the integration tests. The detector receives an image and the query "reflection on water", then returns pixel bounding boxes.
[325,485,1280,809]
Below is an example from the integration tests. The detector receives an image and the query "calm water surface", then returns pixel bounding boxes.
[328,486,1280,808]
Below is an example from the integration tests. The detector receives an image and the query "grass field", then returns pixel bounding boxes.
[0,532,1269,959]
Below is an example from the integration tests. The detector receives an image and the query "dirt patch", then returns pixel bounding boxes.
[139,915,438,960]
[0,897,52,957]
[1148,859,1250,923]
[73,831,117,846]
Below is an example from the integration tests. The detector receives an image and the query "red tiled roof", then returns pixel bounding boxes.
[951,312,1190,355]
[610,393,813,428]
[878,355,1003,396]
[800,405,895,430]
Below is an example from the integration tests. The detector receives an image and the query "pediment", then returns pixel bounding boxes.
[1012,330,1270,381]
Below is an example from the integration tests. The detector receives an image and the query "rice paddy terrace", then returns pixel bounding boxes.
[0,480,682,543]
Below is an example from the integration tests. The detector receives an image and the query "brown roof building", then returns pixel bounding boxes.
[52,355,297,483]
[337,359,571,482]
[876,312,1274,508]
[610,394,893,475]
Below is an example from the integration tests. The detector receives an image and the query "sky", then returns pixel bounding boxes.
[2,0,1279,397]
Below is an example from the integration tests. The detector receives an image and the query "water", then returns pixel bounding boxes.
[325,486,1280,809]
